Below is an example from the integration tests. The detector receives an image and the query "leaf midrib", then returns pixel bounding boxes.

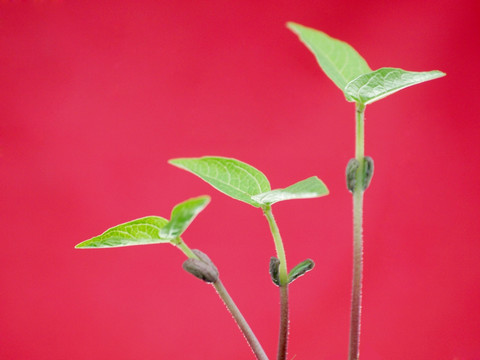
[206,159,268,198]
[102,223,164,239]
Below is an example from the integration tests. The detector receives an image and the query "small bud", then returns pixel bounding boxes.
[269,257,280,286]
[182,249,219,283]
[363,156,374,191]
[346,158,359,193]
[346,157,374,192]
[288,259,315,284]
[192,249,218,274]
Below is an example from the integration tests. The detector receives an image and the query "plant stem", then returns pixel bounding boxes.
[176,238,269,360]
[263,206,289,360]
[175,238,198,259]
[213,280,270,360]
[349,102,366,360]
[263,206,288,287]
[277,284,289,360]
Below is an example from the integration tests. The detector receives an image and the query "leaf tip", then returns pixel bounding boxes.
[168,158,182,167]
[314,176,330,195]
[286,21,307,36]
[286,21,298,31]
[425,70,446,80]
[195,194,211,207]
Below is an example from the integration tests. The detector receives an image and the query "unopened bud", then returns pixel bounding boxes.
[269,257,280,286]
[182,249,219,283]
[346,158,359,193]
[363,156,374,191]
[191,249,218,274]
[346,157,374,192]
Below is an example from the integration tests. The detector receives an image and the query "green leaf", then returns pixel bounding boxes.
[75,216,169,248]
[251,176,329,205]
[287,22,372,90]
[169,157,271,207]
[288,259,315,284]
[160,196,210,240]
[344,68,446,105]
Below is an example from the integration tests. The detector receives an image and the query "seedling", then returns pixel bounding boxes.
[76,157,328,360]
[76,22,444,360]
[287,22,445,360]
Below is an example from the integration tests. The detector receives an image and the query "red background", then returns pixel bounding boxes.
[1,1,479,359]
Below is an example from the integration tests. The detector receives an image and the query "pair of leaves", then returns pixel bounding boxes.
[169,157,329,208]
[287,22,445,105]
[75,196,210,249]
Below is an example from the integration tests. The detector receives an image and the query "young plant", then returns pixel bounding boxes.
[75,195,270,359]
[76,157,329,360]
[287,22,445,360]
[169,156,328,360]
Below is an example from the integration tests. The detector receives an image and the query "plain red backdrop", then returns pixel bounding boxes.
[1,1,479,359]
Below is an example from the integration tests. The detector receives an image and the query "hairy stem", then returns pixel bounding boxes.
[349,103,365,360]
[263,206,289,360]
[277,285,289,360]
[213,280,270,360]
[177,238,269,360]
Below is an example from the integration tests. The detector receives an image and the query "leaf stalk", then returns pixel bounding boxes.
[175,238,198,259]
[263,206,289,360]
[263,206,288,285]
